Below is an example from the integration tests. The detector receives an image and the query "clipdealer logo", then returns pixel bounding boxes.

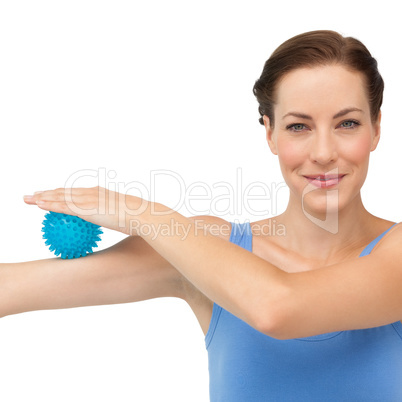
[63,167,288,218]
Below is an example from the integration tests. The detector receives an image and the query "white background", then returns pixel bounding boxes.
[0,1,401,401]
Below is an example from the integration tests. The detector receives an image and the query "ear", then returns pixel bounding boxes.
[263,115,278,155]
[370,111,381,152]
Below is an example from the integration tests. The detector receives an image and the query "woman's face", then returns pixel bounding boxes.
[263,64,381,218]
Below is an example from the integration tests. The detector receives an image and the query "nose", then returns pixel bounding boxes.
[310,130,338,165]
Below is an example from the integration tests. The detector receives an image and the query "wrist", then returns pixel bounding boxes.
[124,197,174,237]
[121,195,149,236]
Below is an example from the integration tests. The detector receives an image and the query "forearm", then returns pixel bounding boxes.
[0,236,184,318]
[136,202,289,334]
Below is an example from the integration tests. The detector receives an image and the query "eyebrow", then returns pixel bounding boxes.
[282,107,364,120]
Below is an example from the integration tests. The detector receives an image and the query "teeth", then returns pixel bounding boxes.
[305,175,343,182]
[309,177,341,182]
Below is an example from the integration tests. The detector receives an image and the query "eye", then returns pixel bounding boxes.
[286,123,308,132]
[339,120,360,129]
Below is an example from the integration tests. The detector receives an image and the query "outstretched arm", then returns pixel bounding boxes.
[27,187,402,340]
[0,235,185,318]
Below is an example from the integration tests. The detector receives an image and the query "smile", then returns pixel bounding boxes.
[303,174,346,189]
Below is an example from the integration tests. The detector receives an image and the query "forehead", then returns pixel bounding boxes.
[275,65,369,114]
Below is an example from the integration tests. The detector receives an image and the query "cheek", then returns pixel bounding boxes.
[340,135,372,165]
[276,137,305,169]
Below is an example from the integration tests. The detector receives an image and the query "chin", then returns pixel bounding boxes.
[301,191,341,217]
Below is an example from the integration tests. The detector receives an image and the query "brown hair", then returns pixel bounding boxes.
[253,30,384,127]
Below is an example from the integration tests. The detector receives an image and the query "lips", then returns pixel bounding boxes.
[303,174,346,188]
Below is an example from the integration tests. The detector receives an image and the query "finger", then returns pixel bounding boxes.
[32,188,87,203]
[25,187,101,214]
[24,189,77,208]
[37,188,70,200]
[23,195,37,204]
[35,199,78,216]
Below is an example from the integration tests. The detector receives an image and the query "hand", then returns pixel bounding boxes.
[24,186,147,235]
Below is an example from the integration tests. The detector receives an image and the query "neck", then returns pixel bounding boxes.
[276,192,378,264]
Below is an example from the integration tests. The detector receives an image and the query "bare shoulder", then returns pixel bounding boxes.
[371,221,402,255]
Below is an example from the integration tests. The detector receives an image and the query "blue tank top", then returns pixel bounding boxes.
[206,222,402,401]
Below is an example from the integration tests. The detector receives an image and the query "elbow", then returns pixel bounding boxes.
[253,300,320,341]
[251,284,298,341]
[253,305,294,341]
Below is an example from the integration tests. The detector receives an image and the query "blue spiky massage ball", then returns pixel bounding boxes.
[42,212,103,259]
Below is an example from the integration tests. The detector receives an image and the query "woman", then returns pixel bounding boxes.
[13,30,402,399]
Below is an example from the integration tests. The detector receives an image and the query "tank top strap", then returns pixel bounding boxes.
[229,221,253,252]
[359,223,399,257]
